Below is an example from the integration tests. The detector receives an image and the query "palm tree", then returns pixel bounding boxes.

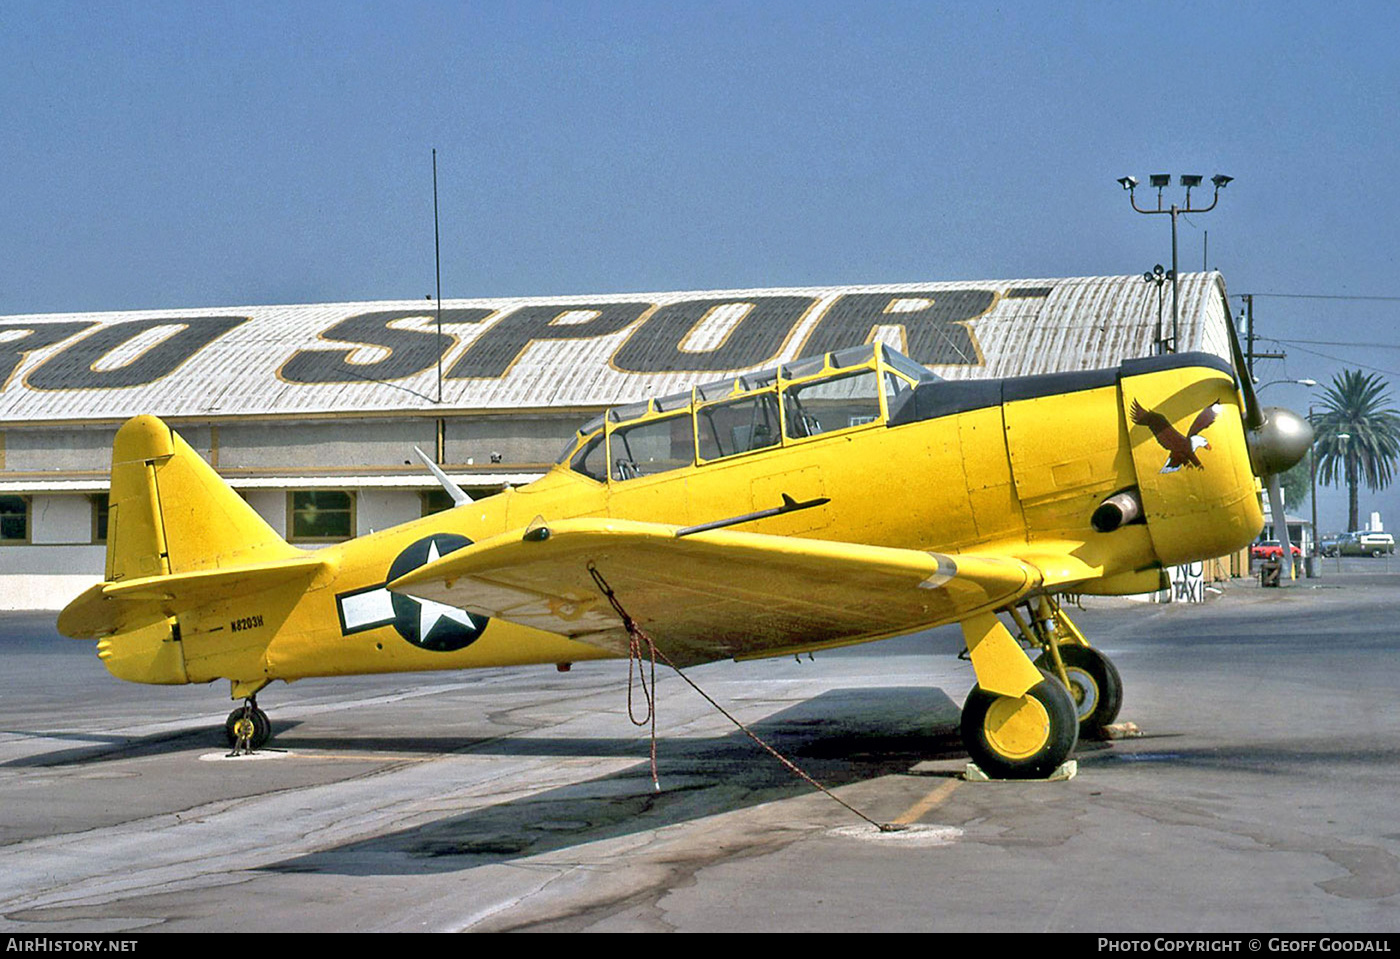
[1311,370,1400,531]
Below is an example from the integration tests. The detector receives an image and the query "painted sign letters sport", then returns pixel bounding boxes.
[0,288,1042,397]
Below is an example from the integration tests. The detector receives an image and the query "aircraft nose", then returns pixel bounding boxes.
[1247,406,1314,476]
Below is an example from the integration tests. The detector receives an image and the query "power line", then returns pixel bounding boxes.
[1239,292,1400,303]
[1267,340,1400,381]
[1278,338,1400,351]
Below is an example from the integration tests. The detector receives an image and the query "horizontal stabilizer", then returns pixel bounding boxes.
[58,555,326,640]
[389,518,1039,666]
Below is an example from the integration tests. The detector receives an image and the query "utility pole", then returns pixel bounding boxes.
[1240,293,1285,379]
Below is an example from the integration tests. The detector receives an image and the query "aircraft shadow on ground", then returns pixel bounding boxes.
[262,686,965,877]
[0,726,232,768]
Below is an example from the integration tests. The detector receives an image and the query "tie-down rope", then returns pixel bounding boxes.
[587,563,902,832]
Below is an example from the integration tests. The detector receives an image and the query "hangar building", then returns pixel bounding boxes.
[0,272,1236,608]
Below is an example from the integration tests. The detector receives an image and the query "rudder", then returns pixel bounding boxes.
[106,415,300,582]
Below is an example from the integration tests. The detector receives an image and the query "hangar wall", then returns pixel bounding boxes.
[0,273,1236,608]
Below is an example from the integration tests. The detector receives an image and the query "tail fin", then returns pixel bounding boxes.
[59,416,323,661]
[106,415,300,581]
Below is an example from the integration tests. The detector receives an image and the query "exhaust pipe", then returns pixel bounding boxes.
[1092,488,1143,533]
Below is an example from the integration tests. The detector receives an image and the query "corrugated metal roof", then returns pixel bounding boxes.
[0,273,1233,423]
[0,473,543,494]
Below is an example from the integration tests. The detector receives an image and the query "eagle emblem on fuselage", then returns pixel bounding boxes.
[1130,400,1220,473]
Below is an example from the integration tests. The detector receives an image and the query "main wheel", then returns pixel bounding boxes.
[224,705,272,750]
[1035,645,1123,737]
[960,671,1078,779]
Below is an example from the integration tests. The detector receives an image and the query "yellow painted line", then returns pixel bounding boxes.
[891,778,960,826]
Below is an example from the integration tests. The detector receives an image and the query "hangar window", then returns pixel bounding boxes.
[288,490,356,542]
[420,488,455,517]
[0,495,28,544]
[91,494,109,544]
[610,413,695,481]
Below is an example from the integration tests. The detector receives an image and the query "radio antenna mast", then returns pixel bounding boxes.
[433,148,443,405]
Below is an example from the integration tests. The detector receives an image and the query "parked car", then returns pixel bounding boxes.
[1335,531,1395,557]
[1251,540,1302,560]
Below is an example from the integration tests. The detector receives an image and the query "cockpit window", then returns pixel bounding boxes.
[569,434,607,482]
[829,343,877,369]
[780,354,826,380]
[608,400,650,423]
[783,370,881,438]
[610,413,695,481]
[885,350,940,383]
[697,392,782,461]
[560,344,936,476]
[738,367,779,390]
[652,390,692,413]
[696,377,738,402]
[883,370,914,405]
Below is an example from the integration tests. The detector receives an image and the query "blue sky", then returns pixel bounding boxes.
[4,1,1399,531]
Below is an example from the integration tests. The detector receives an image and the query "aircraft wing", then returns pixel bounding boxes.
[388,519,1043,666]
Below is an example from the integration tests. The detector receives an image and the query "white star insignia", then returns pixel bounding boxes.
[416,539,478,640]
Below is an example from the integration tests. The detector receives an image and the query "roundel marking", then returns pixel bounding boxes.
[386,533,488,652]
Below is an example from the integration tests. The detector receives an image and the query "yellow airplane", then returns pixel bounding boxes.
[57,332,1311,779]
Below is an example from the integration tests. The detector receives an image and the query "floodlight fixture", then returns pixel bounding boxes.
[1258,377,1319,391]
[1119,170,1234,357]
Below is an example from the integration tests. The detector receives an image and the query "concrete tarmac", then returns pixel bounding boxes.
[1,558,1398,932]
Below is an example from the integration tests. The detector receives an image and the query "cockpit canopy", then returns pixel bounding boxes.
[555,343,939,483]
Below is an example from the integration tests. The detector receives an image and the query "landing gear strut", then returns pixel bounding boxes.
[957,611,1079,779]
[225,697,271,753]
[1011,597,1124,738]
[957,597,1127,778]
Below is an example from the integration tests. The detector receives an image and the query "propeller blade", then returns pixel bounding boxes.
[412,446,472,506]
[1224,307,1265,431]
[1224,304,1314,480]
[1224,304,1310,584]
[1265,473,1296,581]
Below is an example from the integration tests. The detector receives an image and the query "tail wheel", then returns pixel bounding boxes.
[960,672,1078,779]
[224,705,272,750]
[1035,645,1123,737]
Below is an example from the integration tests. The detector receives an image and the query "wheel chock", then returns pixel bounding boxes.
[964,760,1077,783]
[1098,722,1143,740]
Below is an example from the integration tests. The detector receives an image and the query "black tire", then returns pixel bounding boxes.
[960,671,1078,779]
[224,706,272,750]
[1035,645,1124,737]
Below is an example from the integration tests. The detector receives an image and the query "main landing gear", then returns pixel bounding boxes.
[225,695,272,752]
[960,669,1079,779]
[958,597,1124,779]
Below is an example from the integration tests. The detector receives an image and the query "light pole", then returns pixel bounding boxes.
[1258,378,1317,391]
[1118,174,1233,352]
[1315,425,1352,564]
[1142,264,1172,355]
